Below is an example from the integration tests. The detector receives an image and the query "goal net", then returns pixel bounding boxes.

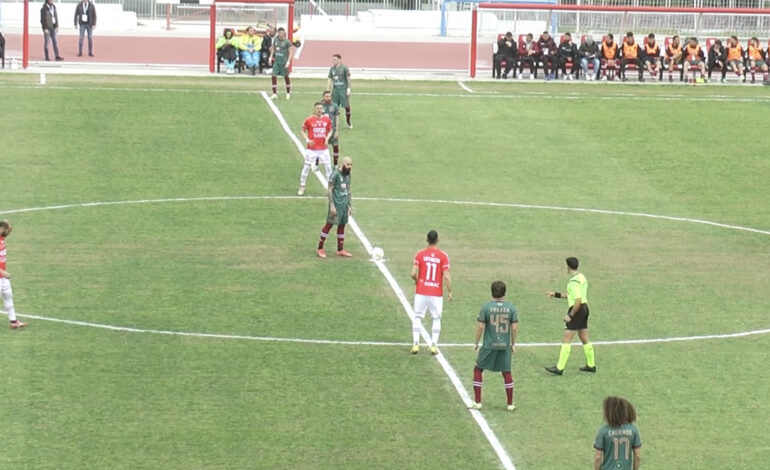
[208,0,295,72]
[469,2,770,77]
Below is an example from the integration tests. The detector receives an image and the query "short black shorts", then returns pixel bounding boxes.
[565,304,589,331]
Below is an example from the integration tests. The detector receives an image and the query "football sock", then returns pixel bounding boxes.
[271,76,277,94]
[430,318,441,346]
[2,291,16,323]
[332,145,340,165]
[336,224,345,251]
[583,342,595,367]
[502,371,514,405]
[473,367,483,403]
[345,106,351,125]
[284,76,291,94]
[556,343,572,371]
[318,223,333,249]
[324,163,332,180]
[412,317,422,344]
[299,163,311,187]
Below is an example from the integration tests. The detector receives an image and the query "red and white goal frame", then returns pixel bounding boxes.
[208,0,295,73]
[469,3,770,78]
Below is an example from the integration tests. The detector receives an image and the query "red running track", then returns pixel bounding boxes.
[3,33,486,70]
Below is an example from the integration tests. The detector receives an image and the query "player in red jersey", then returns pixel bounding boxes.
[298,102,333,196]
[0,220,27,329]
[410,230,452,355]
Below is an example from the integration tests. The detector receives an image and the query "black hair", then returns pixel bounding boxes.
[566,257,579,270]
[491,281,507,299]
[427,230,438,245]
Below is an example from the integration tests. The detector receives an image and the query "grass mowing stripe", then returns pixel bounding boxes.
[260,90,518,470]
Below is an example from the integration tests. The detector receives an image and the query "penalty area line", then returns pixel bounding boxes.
[261,91,517,470]
[457,81,474,93]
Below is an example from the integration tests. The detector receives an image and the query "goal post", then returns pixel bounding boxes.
[208,0,295,73]
[469,2,770,77]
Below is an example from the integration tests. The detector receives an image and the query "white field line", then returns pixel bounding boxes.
[2,195,768,236]
[457,80,474,93]
[260,90,517,470]
[2,84,769,103]
[4,309,769,348]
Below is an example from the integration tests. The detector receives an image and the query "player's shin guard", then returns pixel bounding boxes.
[412,317,422,344]
[502,371,514,405]
[583,342,595,367]
[430,317,441,346]
[336,224,345,251]
[318,223,333,249]
[333,145,340,165]
[2,291,16,323]
[473,367,483,404]
[284,76,291,94]
[345,106,351,126]
[299,163,311,187]
[271,76,277,95]
[556,343,572,370]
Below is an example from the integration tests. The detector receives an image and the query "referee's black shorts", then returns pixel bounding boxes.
[565,304,589,331]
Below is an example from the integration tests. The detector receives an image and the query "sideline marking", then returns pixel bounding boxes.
[4,309,768,348]
[260,90,517,470]
[2,84,769,103]
[457,80,474,93]
[3,195,767,236]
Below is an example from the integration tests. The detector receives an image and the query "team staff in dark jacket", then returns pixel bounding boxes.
[537,31,558,80]
[494,32,518,79]
[707,39,727,82]
[578,35,600,80]
[557,32,578,80]
[40,0,63,61]
[74,0,96,57]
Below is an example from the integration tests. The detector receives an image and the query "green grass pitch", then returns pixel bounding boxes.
[1,73,769,469]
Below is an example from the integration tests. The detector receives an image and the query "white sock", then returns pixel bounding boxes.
[299,164,311,186]
[412,317,422,344]
[324,163,332,180]
[2,292,16,323]
[431,318,441,346]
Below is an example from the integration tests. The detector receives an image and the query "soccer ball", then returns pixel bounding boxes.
[371,247,384,261]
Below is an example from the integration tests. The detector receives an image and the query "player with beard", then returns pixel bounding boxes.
[317,157,353,258]
[298,102,332,196]
[0,220,28,329]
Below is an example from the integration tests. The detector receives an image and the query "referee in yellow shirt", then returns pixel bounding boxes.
[545,257,596,375]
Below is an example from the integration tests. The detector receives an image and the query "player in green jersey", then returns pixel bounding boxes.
[326,54,352,129]
[321,90,340,165]
[545,256,596,375]
[316,157,353,258]
[470,281,518,411]
[594,396,642,470]
[269,27,294,100]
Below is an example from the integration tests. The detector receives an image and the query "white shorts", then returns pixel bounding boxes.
[304,149,331,165]
[413,294,443,320]
[0,277,12,300]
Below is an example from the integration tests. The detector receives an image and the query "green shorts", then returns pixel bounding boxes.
[475,347,512,372]
[750,59,766,67]
[332,90,349,108]
[326,203,349,225]
[687,59,703,66]
[272,60,290,77]
[328,134,339,146]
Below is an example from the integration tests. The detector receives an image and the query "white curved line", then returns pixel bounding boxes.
[4,310,768,347]
[1,195,767,236]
